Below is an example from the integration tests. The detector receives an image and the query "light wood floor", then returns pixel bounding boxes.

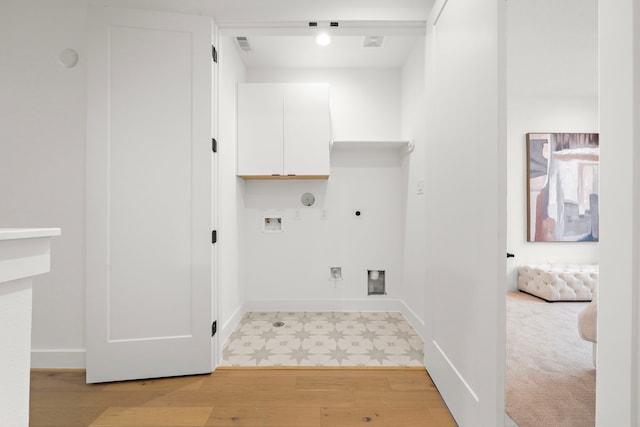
[30,367,457,427]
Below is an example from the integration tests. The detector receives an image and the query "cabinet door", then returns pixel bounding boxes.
[283,83,330,176]
[237,83,283,176]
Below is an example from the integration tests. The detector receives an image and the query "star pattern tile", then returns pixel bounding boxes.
[221,311,424,367]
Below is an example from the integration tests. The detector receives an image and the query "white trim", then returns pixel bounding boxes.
[31,349,85,369]
[219,303,247,361]
[431,0,449,27]
[0,228,61,241]
[244,298,406,313]
[219,22,426,37]
[398,300,425,341]
[433,339,479,402]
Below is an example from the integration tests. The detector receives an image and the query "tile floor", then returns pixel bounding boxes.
[221,311,424,367]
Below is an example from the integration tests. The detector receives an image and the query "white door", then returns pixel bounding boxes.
[283,83,330,176]
[423,0,506,425]
[86,6,214,383]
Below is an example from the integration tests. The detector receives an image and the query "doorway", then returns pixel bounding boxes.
[504,0,599,425]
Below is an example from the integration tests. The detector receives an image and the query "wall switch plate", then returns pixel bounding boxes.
[321,209,328,220]
[293,210,302,220]
[417,180,425,195]
[329,266,342,280]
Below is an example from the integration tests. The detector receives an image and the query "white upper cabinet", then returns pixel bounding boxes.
[237,83,330,179]
[237,83,283,176]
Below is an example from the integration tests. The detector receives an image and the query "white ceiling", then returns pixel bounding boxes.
[228,34,422,69]
[95,0,432,68]
[94,0,597,80]
[211,0,430,68]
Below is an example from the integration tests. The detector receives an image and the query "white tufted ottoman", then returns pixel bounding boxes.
[518,264,598,301]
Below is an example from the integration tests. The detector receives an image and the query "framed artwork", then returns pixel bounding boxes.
[526,132,599,242]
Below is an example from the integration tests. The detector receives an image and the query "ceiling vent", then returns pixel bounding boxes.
[235,36,252,52]
[363,35,385,48]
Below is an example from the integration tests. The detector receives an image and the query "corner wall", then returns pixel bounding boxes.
[421,0,506,423]
[400,37,428,337]
[217,36,247,346]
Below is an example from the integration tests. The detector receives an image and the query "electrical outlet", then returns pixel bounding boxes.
[329,266,342,280]
[417,180,425,195]
[293,210,302,220]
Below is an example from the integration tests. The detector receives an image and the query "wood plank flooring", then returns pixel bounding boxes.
[30,368,457,427]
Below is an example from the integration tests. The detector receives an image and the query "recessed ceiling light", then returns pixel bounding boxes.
[315,32,331,46]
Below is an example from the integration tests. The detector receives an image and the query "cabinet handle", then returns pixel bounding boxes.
[287,174,296,176]
[271,174,280,176]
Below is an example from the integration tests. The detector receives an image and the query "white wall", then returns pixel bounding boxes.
[0,0,87,367]
[217,36,247,344]
[505,0,598,290]
[399,37,428,336]
[239,68,406,311]
[422,0,506,425]
[597,0,640,424]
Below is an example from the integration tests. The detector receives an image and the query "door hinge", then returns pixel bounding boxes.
[211,320,217,337]
[212,45,218,63]
[212,138,217,153]
[212,230,217,244]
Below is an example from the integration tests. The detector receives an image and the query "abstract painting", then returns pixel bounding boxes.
[527,133,599,242]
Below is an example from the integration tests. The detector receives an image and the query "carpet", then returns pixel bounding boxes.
[506,291,595,427]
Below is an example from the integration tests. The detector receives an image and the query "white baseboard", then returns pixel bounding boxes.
[30,303,424,370]
[219,303,247,357]
[244,298,406,313]
[31,349,85,369]
[398,301,425,342]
